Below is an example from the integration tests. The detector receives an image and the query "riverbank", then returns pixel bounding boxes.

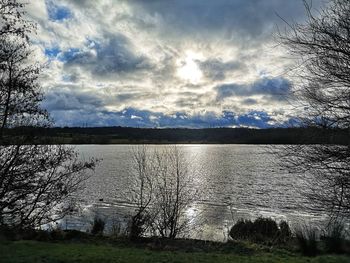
[1,239,349,263]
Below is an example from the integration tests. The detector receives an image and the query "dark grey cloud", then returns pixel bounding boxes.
[42,87,104,111]
[129,0,323,43]
[116,93,136,102]
[175,92,203,108]
[42,86,152,114]
[215,77,291,101]
[62,34,152,77]
[199,58,246,80]
[242,98,258,105]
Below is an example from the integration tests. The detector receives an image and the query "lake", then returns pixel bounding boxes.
[66,144,329,241]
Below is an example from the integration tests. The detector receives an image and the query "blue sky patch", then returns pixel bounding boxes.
[46,0,72,21]
[58,48,81,62]
[45,46,61,58]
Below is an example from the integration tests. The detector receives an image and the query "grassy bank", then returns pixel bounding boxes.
[1,239,349,263]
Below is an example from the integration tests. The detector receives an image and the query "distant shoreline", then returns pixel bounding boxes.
[2,126,349,145]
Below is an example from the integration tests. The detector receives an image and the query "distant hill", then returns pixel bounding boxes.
[2,126,349,145]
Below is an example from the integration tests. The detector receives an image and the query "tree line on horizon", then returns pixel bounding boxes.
[2,126,349,145]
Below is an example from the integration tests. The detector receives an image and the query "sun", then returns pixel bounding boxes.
[176,50,203,84]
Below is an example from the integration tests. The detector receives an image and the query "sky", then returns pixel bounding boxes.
[25,0,324,128]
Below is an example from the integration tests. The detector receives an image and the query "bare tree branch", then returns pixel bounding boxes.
[277,0,350,219]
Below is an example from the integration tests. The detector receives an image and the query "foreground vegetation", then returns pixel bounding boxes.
[1,224,350,263]
[1,239,350,263]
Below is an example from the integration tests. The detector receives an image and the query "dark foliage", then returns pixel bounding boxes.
[0,225,92,242]
[321,221,345,254]
[229,217,291,244]
[129,211,151,241]
[91,217,105,236]
[278,221,292,242]
[229,219,254,241]
[295,227,318,257]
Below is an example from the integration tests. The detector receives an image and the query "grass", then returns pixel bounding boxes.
[0,240,349,263]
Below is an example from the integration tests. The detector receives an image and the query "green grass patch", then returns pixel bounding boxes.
[0,240,349,263]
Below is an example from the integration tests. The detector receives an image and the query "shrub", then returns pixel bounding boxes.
[111,219,125,238]
[229,217,290,244]
[278,221,292,242]
[229,219,254,240]
[91,217,105,235]
[322,221,345,254]
[34,230,51,241]
[129,210,151,240]
[49,229,65,240]
[252,217,279,240]
[295,226,318,257]
[0,226,52,241]
[0,225,15,240]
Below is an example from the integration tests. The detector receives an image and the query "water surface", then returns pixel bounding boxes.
[68,144,328,241]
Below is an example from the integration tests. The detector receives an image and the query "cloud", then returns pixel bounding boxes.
[128,0,323,44]
[215,77,291,101]
[41,86,105,111]
[23,0,324,128]
[199,58,246,81]
[242,98,258,105]
[61,35,152,77]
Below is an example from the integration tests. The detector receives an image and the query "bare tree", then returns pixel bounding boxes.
[277,0,350,219]
[0,0,43,136]
[0,145,95,227]
[0,0,96,228]
[127,146,198,239]
[127,145,154,239]
[151,146,197,239]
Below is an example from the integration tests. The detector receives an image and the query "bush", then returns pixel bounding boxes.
[295,227,318,257]
[229,217,290,244]
[322,221,345,254]
[278,221,292,242]
[229,219,254,240]
[91,217,105,235]
[49,229,65,240]
[0,226,52,241]
[111,219,125,238]
[252,217,279,239]
[129,210,151,240]
[0,225,16,240]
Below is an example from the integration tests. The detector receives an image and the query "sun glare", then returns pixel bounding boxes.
[176,50,203,84]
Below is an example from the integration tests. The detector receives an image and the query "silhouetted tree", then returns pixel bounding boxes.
[151,146,197,239]
[127,145,154,239]
[0,0,43,135]
[278,0,350,219]
[127,146,198,239]
[0,0,96,228]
